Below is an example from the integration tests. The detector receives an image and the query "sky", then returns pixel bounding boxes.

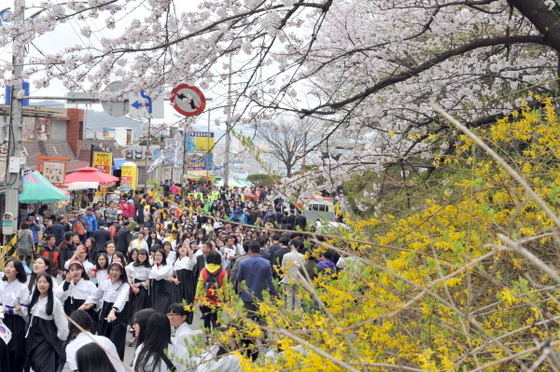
[0,0,229,129]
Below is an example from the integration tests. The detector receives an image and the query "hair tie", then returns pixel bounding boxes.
[110,261,124,269]
[69,261,83,268]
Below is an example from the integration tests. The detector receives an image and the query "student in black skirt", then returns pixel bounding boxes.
[55,260,97,318]
[126,248,151,346]
[126,248,151,314]
[25,273,68,372]
[79,261,130,360]
[148,248,172,313]
[170,242,197,323]
[0,258,30,371]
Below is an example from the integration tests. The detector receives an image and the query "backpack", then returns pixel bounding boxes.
[202,267,225,303]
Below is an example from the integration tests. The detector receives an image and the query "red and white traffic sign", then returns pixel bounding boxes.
[170,84,206,116]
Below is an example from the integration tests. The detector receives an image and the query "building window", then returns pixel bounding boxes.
[78,121,84,140]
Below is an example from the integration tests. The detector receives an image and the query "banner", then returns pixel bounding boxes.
[92,152,112,174]
[121,162,137,191]
[188,153,213,170]
[187,132,214,153]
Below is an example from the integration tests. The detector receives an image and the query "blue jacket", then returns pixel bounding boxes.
[84,213,98,233]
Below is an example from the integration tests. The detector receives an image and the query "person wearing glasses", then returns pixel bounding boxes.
[167,303,197,349]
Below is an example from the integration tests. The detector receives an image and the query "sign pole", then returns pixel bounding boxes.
[5,2,24,228]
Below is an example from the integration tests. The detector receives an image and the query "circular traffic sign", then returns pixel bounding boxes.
[170,84,206,116]
[101,81,129,117]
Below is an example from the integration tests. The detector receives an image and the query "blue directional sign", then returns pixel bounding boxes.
[128,90,164,119]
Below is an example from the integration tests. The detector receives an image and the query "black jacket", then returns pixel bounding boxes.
[115,226,131,253]
[93,228,112,252]
[50,222,65,246]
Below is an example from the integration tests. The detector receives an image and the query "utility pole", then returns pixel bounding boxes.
[5,1,24,228]
[224,54,232,186]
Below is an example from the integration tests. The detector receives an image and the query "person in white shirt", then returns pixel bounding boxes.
[192,345,242,372]
[0,259,31,371]
[64,245,94,277]
[133,312,189,372]
[168,302,197,349]
[55,261,97,317]
[91,253,110,286]
[65,310,125,372]
[130,232,149,251]
[79,261,130,360]
[170,243,197,315]
[281,239,305,312]
[126,248,152,346]
[149,248,172,313]
[25,273,69,372]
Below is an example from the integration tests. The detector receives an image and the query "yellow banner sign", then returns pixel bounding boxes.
[92,152,112,174]
[121,162,137,191]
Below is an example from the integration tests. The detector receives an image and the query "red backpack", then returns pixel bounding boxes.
[201,267,226,305]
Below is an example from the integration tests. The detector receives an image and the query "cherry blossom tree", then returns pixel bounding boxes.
[1,0,559,192]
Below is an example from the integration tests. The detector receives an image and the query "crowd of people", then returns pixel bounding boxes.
[0,181,349,371]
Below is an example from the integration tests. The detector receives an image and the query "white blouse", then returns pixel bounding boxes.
[133,342,189,372]
[85,279,130,312]
[126,264,151,281]
[172,256,196,271]
[149,264,173,281]
[0,279,30,317]
[94,269,109,285]
[174,322,196,348]
[64,260,95,277]
[28,296,69,340]
[55,278,98,302]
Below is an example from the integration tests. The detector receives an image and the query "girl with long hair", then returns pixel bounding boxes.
[28,256,52,293]
[25,273,68,372]
[91,252,109,286]
[126,249,152,346]
[55,261,97,317]
[76,342,117,372]
[131,308,156,348]
[146,229,162,250]
[64,310,124,372]
[163,240,176,264]
[148,248,172,313]
[79,261,130,360]
[132,313,188,372]
[59,231,77,273]
[85,237,98,264]
[64,244,94,276]
[128,248,139,265]
[0,259,30,371]
[170,242,197,324]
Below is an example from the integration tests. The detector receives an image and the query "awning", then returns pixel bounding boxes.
[112,158,128,170]
[66,181,100,191]
[20,171,69,203]
[65,167,119,185]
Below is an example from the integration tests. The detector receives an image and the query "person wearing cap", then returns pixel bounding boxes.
[27,215,41,250]
[84,207,98,239]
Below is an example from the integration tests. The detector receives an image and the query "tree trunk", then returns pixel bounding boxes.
[508,0,560,52]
